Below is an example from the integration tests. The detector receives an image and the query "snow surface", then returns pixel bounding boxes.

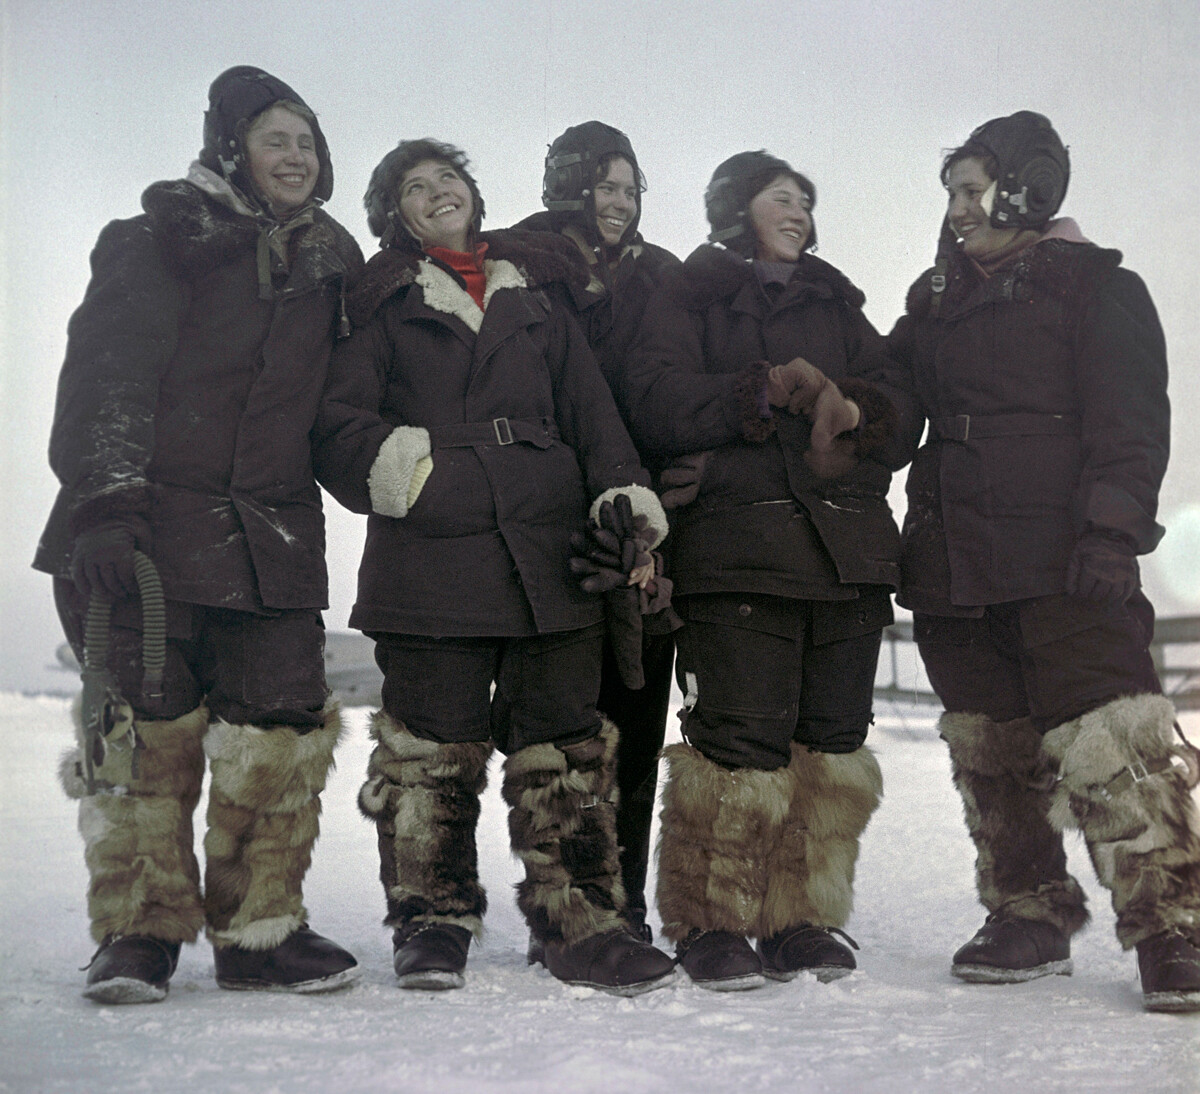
[1,693,1196,1094]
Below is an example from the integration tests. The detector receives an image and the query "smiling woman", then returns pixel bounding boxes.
[243,103,320,217]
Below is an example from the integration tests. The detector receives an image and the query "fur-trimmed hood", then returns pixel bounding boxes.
[670,243,867,312]
[140,177,362,293]
[904,237,1123,321]
[348,228,591,327]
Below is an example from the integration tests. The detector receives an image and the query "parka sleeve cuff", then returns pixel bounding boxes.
[368,426,431,519]
[729,361,776,443]
[1083,481,1165,554]
[590,484,669,550]
[68,484,153,538]
[836,378,898,458]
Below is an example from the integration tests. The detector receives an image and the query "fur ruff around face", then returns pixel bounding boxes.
[347,228,591,327]
[655,742,882,941]
[140,179,361,289]
[203,707,342,951]
[61,705,209,944]
[939,712,1089,935]
[501,721,628,946]
[1042,694,1200,947]
[358,712,492,936]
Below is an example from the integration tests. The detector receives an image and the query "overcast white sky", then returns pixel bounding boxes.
[2,0,1198,689]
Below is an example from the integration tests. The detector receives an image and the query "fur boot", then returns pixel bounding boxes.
[60,704,208,944]
[1042,694,1200,948]
[940,712,1089,934]
[203,705,342,950]
[357,712,492,937]
[503,721,675,993]
[759,744,883,936]
[502,721,627,945]
[655,742,793,942]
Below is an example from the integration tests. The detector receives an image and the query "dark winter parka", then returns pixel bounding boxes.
[886,235,1169,614]
[625,244,907,599]
[512,212,680,431]
[312,229,653,637]
[34,179,364,610]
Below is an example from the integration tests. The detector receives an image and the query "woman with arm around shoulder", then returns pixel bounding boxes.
[624,151,906,990]
[35,66,364,1003]
[886,111,1198,1012]
[514,121,681,943]
[314,139,676,996]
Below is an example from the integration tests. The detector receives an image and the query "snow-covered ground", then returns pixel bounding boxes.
[1,693,1196,1094]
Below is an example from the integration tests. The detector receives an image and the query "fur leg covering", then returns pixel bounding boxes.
[760,745,883,937]
[60,705,208,944]
[502,720,628,946]
[357,712,492,937]
[940,712,1089,935]
[203,705,342,951]
[655,742,793,943]
[1042,694,1200,948]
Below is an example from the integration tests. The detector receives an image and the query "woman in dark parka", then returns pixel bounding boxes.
[313,139,675,996]
[624,151,907,990]
[35,66,363,1003]
[513,121,682,941]
[886,111,1200,1013]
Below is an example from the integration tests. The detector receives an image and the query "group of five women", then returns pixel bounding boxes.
[38,66,1200,1013]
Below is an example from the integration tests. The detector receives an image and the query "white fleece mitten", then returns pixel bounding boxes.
[368,426,432,518]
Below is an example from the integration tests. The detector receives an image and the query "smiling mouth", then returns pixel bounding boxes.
[431,204,459,218]
[275,174,308,186]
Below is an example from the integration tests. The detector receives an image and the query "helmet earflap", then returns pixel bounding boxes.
[963,111,1070,230]
[542,151,588,212]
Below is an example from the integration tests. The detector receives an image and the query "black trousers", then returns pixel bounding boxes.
[597,630,675,915]
[54,578,328,727]
[371,623,605,754]
[673,590,892,770]
[915,591,1162,732]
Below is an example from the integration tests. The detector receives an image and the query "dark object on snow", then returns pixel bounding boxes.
[392,922,472,991]
[83,935,181,1005]
[675,929,766,992]
[951,914,1072,983]
[1137,929,1200,1012]
[757,923,858,982]
[533,927,676,996]
[213,925,359,993]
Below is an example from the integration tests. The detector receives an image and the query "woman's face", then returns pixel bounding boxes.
[398,159,475,252]
[748,174,812,262]
[945,156,1023,260]
[244,105,319,216]
[593,156,638,247]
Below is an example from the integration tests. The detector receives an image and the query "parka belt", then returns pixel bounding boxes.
[429,416,560,450]
[931,413,1081,444]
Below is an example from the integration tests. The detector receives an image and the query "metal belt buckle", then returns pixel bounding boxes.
[1127,759,1150,783]
[954,414,970,442]
[493,417,514,445]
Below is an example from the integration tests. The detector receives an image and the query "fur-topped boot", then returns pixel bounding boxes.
[1042,693,1200,1011]
[60,704,208,1004]
[203,704,358,993]
[503,720,676,996]
[358,712,492,990]
[656,743,786,990]
[755,745,883,982]
[940,712,1088,983]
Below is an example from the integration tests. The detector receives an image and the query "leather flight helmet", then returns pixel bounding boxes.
[966,111,1069,229]
[705,150,817,255]
[542,121,644,245]
[200,65,333,203]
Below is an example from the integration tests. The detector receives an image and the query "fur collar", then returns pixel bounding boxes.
[904,237,1123,320]
[414,259,527,334]
[349,228,589,326]
[672,244,866,311]
[140,179,361,290]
